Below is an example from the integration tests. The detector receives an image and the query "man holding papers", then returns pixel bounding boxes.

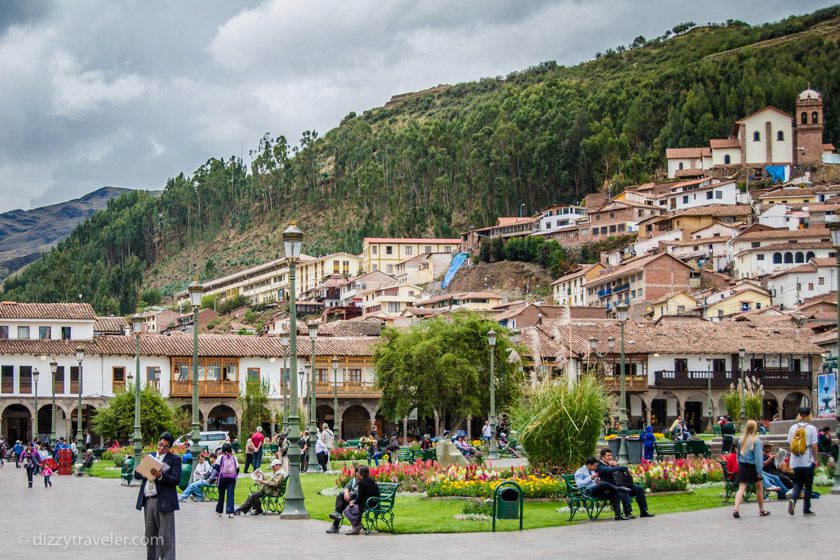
[135,432,182,560]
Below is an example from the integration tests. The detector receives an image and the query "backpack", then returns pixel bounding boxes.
[790,424,807,456]
[219,454,238,478]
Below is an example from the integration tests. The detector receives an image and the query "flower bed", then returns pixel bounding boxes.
[630,457,722,493]
[330,447,368,461]
[335,461,565,498]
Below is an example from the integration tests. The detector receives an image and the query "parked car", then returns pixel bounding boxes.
[174,431,229,453]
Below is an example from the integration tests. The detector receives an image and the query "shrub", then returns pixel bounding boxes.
[462,498,491,515]
[509,374,614,471]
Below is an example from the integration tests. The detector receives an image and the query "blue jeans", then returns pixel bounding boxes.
[254,449,263,471]
[761,472,788,498]
[180,479,209,501]
[791,465,815,513]
[370,451,384,466]
[216,477,237,514]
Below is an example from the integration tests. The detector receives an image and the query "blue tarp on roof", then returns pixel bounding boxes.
[441,252,469,290]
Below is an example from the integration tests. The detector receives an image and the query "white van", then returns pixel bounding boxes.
[175,431,230,453]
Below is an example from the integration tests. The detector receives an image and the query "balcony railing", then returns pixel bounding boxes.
[314,381,381,398]
[613,283,630,293]
[598,288,612,298]
[169,380,241,397]
[601,374,649,392]
[654,370,810,389]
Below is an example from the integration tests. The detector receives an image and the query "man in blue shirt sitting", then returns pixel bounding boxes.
[574,457,631,521]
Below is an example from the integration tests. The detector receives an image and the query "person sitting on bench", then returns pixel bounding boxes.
[597,449,654,518]
[326,465,359,533]
[233,459,285,516]
[74,450,94,476]
[574,457,630,521]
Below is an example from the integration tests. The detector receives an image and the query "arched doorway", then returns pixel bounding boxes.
[683,392,708,433]
[650,391,680,430]
[762,395,779,420]
[37,405,53,441]
[2,404,32,443]
[341,405,370,439]
[207,405,237,437]
[628,394,648,429]
[782,392,810,420]
[316,404,335,431]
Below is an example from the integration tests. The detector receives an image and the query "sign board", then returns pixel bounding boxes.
[816,373,837,418]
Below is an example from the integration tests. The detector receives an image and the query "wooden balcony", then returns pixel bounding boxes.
[314,381,381,398]
[601,374,649,392]
[169,380,241,398]
[654,370,810,389]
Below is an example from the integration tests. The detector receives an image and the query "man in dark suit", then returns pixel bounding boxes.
[135,432,182,560]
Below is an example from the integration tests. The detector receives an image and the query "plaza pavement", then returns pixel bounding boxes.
[0,465,835,560]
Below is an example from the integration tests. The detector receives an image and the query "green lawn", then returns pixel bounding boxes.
[95,465,832,533]
[90,460,123,479]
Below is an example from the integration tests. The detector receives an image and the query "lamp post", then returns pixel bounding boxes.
[616,303,629,465]
[487,330,499,460]
[75,346,84,450]
[33,369,40,442]
[187,279,204,458]
[332,356,340,441]
[825,212,840,494]
[281,328,290,433]
[306,321,319,472]
[49,359,58,442]
[738,347,747,430]
[705,357,714,432]
[279,222,308,517]
[131,314,144,466]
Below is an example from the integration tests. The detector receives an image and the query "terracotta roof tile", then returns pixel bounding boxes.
[710,138,741,149]
[666,147,710,159]
[95,316,128,333]
[736,227,830,241]
[0,302,96,321]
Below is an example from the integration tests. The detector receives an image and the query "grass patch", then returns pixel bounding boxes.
[90,460,122,479]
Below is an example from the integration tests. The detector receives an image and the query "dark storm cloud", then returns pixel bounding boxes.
[0,0,833,212]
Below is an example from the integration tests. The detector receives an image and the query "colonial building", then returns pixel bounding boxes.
[363,237,459,274]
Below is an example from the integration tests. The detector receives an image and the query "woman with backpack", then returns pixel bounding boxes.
[215,443,239,518]
[732,420,770,519]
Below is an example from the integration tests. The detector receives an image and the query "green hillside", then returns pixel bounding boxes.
[3,6,840,313]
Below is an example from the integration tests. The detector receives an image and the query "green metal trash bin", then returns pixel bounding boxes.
[492,481,524,531]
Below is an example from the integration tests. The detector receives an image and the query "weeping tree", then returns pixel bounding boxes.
[509,374,615,471]
[239,379,272,436]
[92,385,175,444]
[375,312,524,433]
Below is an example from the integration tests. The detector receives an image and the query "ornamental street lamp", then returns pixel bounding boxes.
[487,330,499,460]
[616,303,629,465]
[738,347,747,430]
[49,359,58,442]
[705,357,714,432]
[279,222,308,518]
[825,212,840,494]
[131,313,144,466]
[332,356,340,441]
[188,279,204,460]
[306,321,319,472]
[75,346,85,450]
[281,328,290,433]
[33,368,40,442]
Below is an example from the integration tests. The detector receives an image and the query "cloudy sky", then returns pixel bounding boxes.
[0,0,832,213]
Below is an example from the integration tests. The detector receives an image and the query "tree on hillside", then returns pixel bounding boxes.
[92,385,175,444]
[374,313,524,434]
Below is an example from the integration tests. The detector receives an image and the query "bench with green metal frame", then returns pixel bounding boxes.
[120,458,135,486]
[396,448,414,463]
[362,482,399,534]
[683,440,711,458]
[203,482,218,501]
[654,441,686,461]
[248,477,288,514]
[718,460,760,503]
[418,449,436,462]
[560,474,612,521]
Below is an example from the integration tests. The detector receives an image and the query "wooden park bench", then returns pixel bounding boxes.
[654,441,685,461]
[561,474,612,521]
[362,482,399,534]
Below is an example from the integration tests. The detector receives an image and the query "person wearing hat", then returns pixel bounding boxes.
[233,458,286,516]
[786,406,819,516]
[135,431,182,560]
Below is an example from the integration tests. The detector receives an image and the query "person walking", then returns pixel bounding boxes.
[320,423,335,471]
[21,442,38,488]
[243,437,255,474]
[14,440,23,468]
[215,443,239,518]
[250,426,265,472]
[641,425,656,462]
[299,430,310,472]
[315,436,329,473]
[43,464,53,488]
[787,406,819,516]
[732,420,770,519]
[135,432,182,560]
[481,421,492,445]
[721,416,735,453]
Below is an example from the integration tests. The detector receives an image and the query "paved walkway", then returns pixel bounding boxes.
[0,465,835,559]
